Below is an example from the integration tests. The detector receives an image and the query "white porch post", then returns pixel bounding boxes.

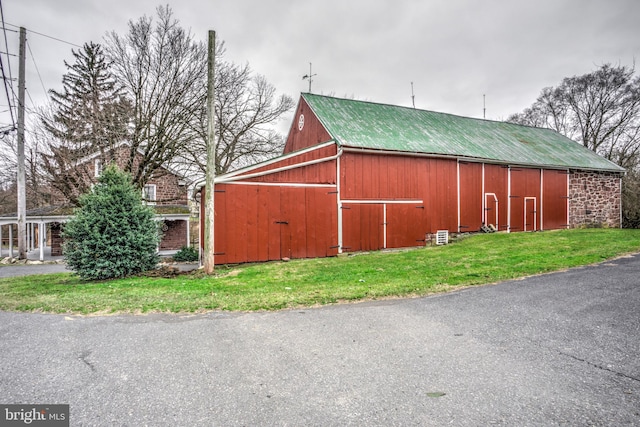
[0,224,3,257]
[9,224,13,258]
[39,222,44,261]
[186,218,190,248]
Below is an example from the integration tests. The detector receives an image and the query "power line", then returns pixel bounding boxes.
[5,22,82,48]
[26,40,48,98]
[0,0,15,131]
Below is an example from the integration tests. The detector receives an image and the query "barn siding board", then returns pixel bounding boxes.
[509,168,541,231]
[483,164,509,231]
[428,159,458,232]
[459,162,484,232]
[284,98,333,153]
[256,188,270,261]
[387,204,426,248]
[267,188,282,261]
[542,170,569,230]
[235,143,337,184]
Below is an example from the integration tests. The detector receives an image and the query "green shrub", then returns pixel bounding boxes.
[62,165,160,280]
[173,245,199,262]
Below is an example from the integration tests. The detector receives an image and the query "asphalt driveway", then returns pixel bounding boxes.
[1,254,639,426]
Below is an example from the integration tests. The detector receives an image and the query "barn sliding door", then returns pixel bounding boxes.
[341,201,425,252]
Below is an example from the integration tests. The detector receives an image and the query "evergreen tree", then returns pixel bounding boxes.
[62,165,160,280]
[41,42,132,205]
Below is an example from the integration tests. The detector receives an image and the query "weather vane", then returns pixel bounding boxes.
[302,62,317,93]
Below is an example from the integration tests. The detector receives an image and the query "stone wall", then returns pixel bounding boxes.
[569,170,622,228]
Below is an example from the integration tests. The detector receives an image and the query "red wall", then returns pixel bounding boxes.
[459,162,483,232]
[204,184,338,265]
[509,168,541,231]
[542,170,569,230]
[483,164,509,231]
[283,98,332,153]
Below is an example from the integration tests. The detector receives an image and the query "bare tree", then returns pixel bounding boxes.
[184,61,295,175]
[508,64,640,169]
[508,64,640,227]
[105,5,206,187]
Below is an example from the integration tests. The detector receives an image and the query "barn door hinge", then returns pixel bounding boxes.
[341,206,351,209]
[275,221,289,225]
[327,191,339,194]
[415,206,425,209]
[213,252,226,255]
[509,195,520,198]
[214,190,225,193]
[329,245,340,249]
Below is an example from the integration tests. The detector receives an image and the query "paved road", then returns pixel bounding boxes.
[0,263,69,277]
[1,255,639,426]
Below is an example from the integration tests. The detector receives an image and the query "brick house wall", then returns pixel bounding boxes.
[49,144,189,206]
[569,170,622,228]
[50,223,64,256]
[159,220,188,250]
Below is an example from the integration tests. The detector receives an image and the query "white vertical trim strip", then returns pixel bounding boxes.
[383,204,387,249]
[481,163,485,224]
[457,160,461,232]
[336,152,343,254]
[39,222,44,261]
[8,224,13,258]
[540,169,544,231]
[507,166,512,233]
[186,218,191,248]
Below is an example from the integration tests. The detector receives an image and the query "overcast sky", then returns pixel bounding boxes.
[2,0,639,136]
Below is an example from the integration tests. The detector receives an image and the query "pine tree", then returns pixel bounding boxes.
[42,42,132,205]
[62,165,160,280]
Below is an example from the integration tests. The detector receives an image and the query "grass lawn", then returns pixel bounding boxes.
[1,228,639,314]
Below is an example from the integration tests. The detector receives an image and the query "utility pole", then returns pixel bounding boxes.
[203,30,216,274]
[16,27,26,259]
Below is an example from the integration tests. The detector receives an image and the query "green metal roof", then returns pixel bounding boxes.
[302,93,624,172]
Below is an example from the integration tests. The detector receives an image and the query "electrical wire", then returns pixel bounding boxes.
[26,40,48,98]
[0,0,16,131]
[4,22,81,48]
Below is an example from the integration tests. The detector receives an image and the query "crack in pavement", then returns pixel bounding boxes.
[559,351,640,383]
[79,350,96,372]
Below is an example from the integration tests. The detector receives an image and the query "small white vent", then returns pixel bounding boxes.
[436,230,449,245]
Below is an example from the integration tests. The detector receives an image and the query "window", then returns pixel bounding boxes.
[94,159,103,177]
[143,184,157,204]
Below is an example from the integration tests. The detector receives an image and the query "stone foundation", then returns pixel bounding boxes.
[569,170,622,228]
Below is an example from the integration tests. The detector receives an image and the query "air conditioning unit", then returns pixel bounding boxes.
[436,230,449,245]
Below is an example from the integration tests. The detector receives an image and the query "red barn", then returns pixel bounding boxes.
[199,94,624,265]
